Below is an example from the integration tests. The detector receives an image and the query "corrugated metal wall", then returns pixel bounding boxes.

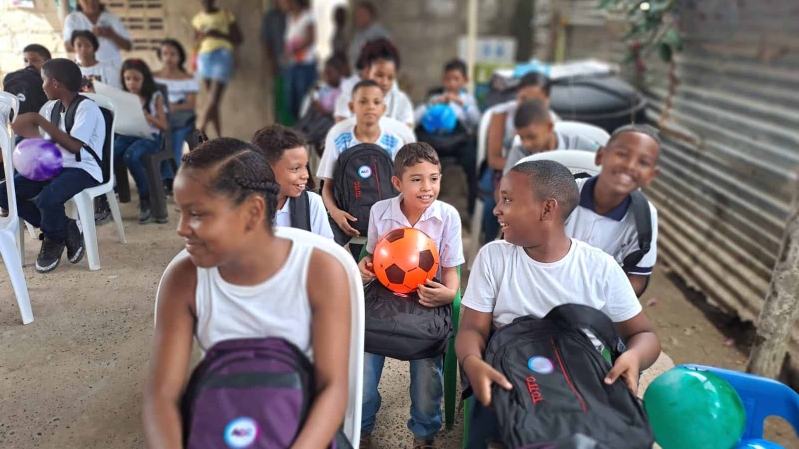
[561,0,799,364]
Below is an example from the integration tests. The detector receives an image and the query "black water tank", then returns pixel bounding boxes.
[549,76,647,133]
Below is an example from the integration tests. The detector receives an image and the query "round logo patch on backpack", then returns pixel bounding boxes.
[527,356,554,374]
[224,417,260,448]
[358,165,373,179]
[16,93,26,103]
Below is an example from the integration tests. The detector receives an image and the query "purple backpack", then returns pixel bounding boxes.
[181,338,352,449]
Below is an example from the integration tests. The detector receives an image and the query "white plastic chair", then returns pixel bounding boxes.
[554,121,611,147]
[467,103,508,269]
[50,94,126,271]
[0,92,34,324]
[515,149,601,177]
[154,227,365,446]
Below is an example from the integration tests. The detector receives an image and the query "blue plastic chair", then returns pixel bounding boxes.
[680,364,799,440]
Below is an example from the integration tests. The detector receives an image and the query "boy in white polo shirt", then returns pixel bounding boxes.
[318,79,405,238]
[4,58,106,274]
[357,142,464,449]
[251,124,334,239]
[502,99,600,175]
[455,160,661,449]
[564,124,661,296]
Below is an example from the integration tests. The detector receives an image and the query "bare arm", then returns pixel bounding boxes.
[142,259,197,449]
[145,95,169,132]
[11,113,85,154]
[627,274,650,298]
[486,112,507,171]
[605,311,661,393]
[171,92,197,112]
[291,249,351,449]
[322,178,359,237]
[455,307,512,406]
[321,178,339,214]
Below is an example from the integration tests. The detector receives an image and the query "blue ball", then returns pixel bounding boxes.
[735,439,786,449]
[421,104,458,134]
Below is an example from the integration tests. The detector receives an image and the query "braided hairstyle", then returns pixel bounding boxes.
[180,137,282,228]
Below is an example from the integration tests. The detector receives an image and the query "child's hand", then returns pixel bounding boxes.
[417,279,455,307]
[605,351,641,394]
[330,208,359,237]
[358,256,375,283]
[462,354,512,407]
[144,113,155,124]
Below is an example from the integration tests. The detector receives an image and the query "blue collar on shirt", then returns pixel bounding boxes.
[579,176,631,221]
[381,194,443,225]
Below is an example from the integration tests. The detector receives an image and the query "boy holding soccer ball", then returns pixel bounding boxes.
[357,142,464,449]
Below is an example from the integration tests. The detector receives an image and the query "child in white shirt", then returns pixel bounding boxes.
[456,160,661,448]
[357,142,464,449]
[251,124,334,239]
[318,79,405,237]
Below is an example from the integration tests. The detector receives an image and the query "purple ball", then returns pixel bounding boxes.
[13,138,64,181]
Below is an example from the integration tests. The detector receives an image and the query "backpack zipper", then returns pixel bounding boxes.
[372,156,382,199]
[551,338,587,412]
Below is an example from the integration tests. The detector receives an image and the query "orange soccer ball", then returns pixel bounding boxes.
[373,227,440,294]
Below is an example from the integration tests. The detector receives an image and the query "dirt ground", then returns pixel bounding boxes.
[0,170,796,448]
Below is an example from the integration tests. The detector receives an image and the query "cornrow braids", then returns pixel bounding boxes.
[180,138,282,227]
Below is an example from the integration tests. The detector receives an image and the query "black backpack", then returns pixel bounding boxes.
[294,109,335,145]
[49,95,113,184]
[363,280,453,360]
[289,190,312,232]
[622,190,652,274]
[333,143,398,237]
[483,304,654,449]
[3,66,48,118]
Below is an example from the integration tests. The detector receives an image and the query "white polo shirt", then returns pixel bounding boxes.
[463,239,642,330]
[366,196,465,274]
[316,120,405,180]
[40,99,106,183]
[274,191,334,240]
[564,177,658,276]
[63,10,131,68]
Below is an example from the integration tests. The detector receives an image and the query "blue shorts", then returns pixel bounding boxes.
[196,48,234,84]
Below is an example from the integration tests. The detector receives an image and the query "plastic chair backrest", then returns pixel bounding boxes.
[515,149,601,178]
[681,364,799,440]
[476,103,509,173]
[0,92,20,225]
[554,121,611,147]
[154,228,365,447]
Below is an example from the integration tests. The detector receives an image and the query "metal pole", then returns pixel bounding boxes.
[466,0,478,94]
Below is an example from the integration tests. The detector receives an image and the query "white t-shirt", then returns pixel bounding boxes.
[78,61,121,89]
[284,10,316,65]
[565,177,658,276]
[274,191,334,240]
[316,120,405,180]
[63,10,131,67]
[334,85,415,127]
[39,99,106,183]
[366,196,465,275]
[463,239,642,330]
[154,77,200,104]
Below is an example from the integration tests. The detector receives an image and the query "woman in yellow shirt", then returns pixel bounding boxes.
[192,0,242,137]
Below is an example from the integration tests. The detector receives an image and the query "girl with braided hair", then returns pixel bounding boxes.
[142,137,352,448]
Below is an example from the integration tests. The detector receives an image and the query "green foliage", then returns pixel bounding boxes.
[598,0,684,63]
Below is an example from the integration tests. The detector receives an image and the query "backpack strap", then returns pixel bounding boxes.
[620,190,652,274]
[51,95,102,167]
[289,190,312,232]
[544,304,627,362]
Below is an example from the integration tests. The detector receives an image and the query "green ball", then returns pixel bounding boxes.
[644,366,746,449]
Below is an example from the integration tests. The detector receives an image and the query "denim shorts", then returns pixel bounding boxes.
[196,48,234,84]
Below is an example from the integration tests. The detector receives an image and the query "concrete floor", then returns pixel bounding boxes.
[0,168,678,449]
